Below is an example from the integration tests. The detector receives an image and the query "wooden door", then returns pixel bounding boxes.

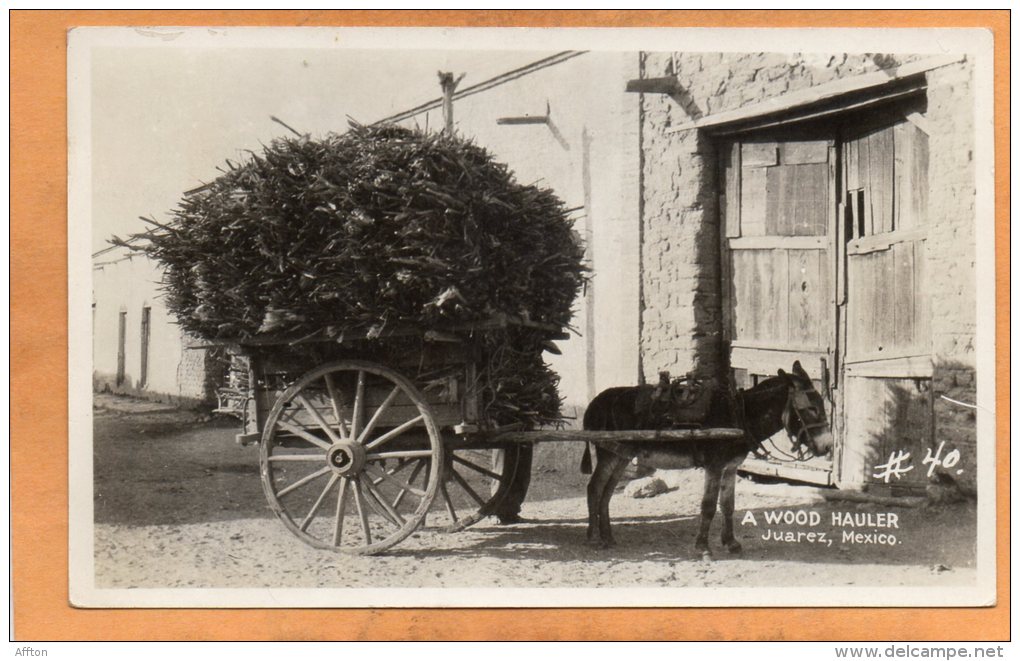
[839,118,933,491]
[721,135,836,484]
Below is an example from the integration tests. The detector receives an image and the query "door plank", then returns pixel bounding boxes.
[724,142,741,238]
[788,249,818,348]
[781,141,829,165]
[893,241,916,349]
[740,167,767,236]
[741,142,778,167]
[868,127,895,234]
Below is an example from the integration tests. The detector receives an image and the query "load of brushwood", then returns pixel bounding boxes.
[123,122,587,427]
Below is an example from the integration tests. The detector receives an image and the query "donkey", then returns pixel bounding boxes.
[584,361,833,558]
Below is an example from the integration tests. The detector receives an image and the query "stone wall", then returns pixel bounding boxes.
[924,61,977,486]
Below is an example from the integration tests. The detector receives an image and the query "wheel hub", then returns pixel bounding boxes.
[327,442,366,476]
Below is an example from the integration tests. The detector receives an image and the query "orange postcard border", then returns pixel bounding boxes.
[10,9,1010,641]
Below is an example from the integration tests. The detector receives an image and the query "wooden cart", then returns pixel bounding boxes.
[212,315,743,554]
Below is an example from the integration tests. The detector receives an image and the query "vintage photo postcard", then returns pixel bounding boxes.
[67,25,996,608]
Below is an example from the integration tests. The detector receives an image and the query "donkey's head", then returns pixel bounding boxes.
[777,361,833,457]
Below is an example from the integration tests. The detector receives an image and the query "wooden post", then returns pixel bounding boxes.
[437,71,464,135]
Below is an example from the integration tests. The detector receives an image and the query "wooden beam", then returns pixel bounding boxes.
[667,53,965,134]
[489,428,746,444]
[728,236,827,251]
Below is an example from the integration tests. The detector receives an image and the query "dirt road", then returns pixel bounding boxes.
[91,399,977,593]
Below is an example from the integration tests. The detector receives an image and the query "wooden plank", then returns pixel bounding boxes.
[762,248,780,344]
[846,137,860,191]
[743,250,763,342]
[910,123,929,227]
[490,428,747,444]
[868,126,895,234]
[739,457,833,486]
[788,249,820,348]
[781,141,829,165]
[728,235,826,250]
[725,142,741,237]
[893,241,916,350]
[872,249,896,357]
[914,237,930,354]
[772,248,789,344]
[894,122,911,230]
[739,166,767,236]
[732,250,753,341]
[741,142,778,167]
[767,164,827,236]
[794,163,828,235]
[844,355,933,378]
[859,131,874,236]
[847,226,927,255]
[837,203,848,304]
[904,111,931,136]
[730,345,828,375]
[665,54,965,133]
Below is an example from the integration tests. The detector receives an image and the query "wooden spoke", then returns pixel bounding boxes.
[448,467,487,507]
[276,466,331,498]
[362,414,425,451]
[452,454,503,481]
[276,420,332,451]
[268,453,325,462]
[350,371,366,441]
[362,479,406,528]
[332,477,349,546]
[260,360,442,554]
[439,481,458,523]
[300,474,339,532]
[366,449,433,461]
[352,478,372,545]
[294,393,343,444]
[363,462,427,498]
[323,373,350,440]
[393,460,426,509]
[356,385,402,444]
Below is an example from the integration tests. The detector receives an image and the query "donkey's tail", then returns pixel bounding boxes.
[580,442,593,474]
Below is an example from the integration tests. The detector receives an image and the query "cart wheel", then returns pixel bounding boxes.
[430,445,525,532]
[259,360,442,554]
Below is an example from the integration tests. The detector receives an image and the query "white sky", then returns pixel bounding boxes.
[89,46,555,252]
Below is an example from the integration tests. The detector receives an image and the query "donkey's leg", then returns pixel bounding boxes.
[586,446,618,546]
[596,453,633,548]
[719,459,743,553]
[695,464,723,559]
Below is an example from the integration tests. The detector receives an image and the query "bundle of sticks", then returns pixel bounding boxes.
[119,122,587,427]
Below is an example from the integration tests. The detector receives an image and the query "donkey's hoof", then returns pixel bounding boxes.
[700,550,714,562]
[726,541,743,554]
[586,538,614,550]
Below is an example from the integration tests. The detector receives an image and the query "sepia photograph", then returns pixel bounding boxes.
[67,25,996,608]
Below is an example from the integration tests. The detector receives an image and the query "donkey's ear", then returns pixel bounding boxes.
[777,368,788,378]
[792,360,808,378]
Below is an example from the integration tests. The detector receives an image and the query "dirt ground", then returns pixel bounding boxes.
[91,395,977,592]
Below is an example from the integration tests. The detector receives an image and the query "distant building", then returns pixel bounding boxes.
[92,241,219,406]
